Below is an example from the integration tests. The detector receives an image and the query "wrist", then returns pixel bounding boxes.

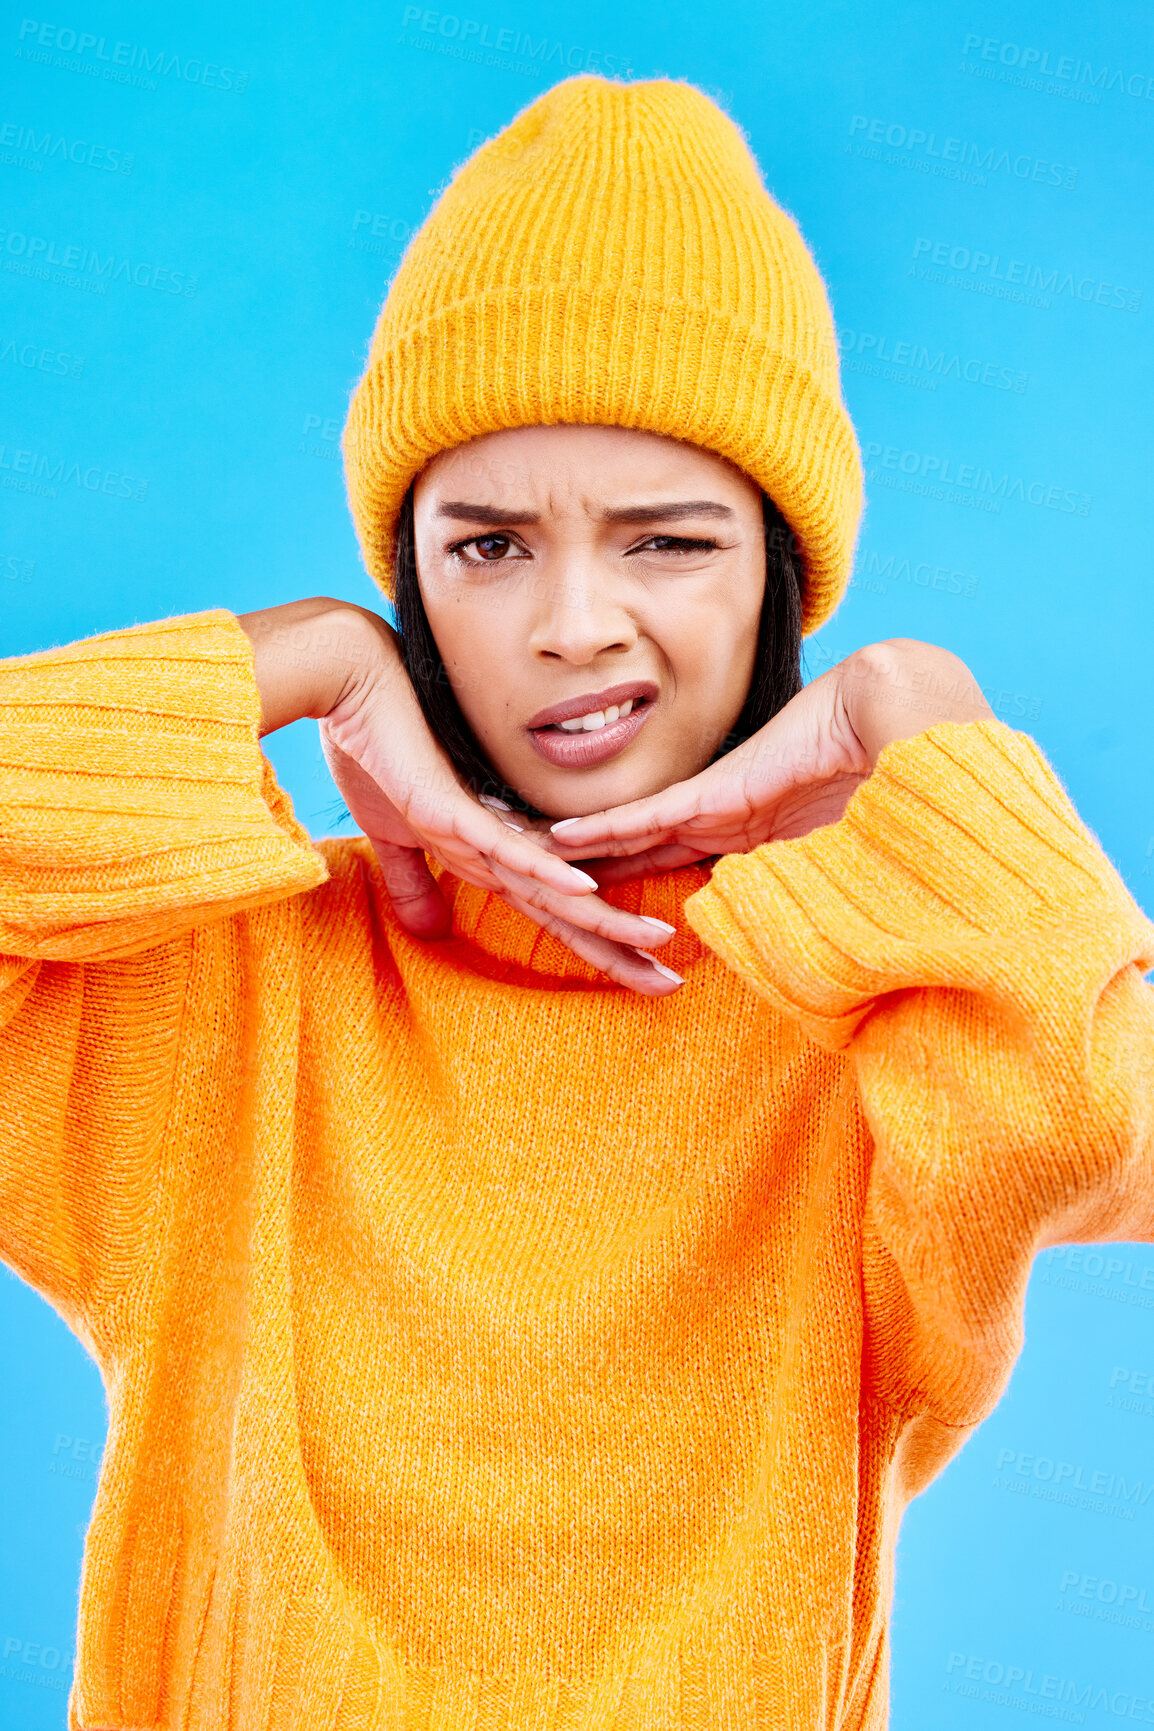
[838,638,996,768]
[236,599,397,736]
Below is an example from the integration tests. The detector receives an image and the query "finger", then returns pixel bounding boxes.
[406,788,610,900]
[327,703,605,901]
[484,857,679,951]
[391,814,677,948]
[576,844,714,886]
[544,781,709,857]
[373,844,454,941]
[499,888,683,996]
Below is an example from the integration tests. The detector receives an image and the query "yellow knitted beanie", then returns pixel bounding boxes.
[342,75,862,636]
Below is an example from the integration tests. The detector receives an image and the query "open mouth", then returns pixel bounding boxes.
[528,696,655,768]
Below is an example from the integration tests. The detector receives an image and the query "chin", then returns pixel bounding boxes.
[502,752,674,821]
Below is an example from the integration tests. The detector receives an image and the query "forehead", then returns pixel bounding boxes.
[415,425,758,504]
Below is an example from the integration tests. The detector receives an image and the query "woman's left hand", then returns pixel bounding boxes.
[537,639,996,883]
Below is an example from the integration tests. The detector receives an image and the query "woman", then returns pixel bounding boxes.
[1,73,1152,1731]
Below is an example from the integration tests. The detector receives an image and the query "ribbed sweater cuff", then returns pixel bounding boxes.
[683,719,1154,1050]
[0,610,327,960]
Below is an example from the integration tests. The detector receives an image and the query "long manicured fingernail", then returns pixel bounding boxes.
[632,949,684,984]
[551,817,584,833]
[638,916,676,936]
[480,795,513,810]
[568,867,599,889]
[501,820,524,831]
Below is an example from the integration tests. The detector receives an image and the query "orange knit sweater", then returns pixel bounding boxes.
[2,610,1153,1731]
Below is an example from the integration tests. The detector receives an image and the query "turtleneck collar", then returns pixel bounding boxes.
[424,855,717,987]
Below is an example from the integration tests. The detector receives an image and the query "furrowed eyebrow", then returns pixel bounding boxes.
[434,500,734,525]
[600,501,735,524]
[436,502,541,524]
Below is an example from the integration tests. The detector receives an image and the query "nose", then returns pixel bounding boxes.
[526,560,639,665]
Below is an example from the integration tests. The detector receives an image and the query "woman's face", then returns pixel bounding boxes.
[411,424,767,818]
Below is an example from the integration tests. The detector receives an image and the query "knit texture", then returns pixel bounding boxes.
[341,75,863,635]
[2,613,1153,1731]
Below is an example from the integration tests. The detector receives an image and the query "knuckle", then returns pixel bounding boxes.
[386,878,428,908]
[506,875,549,911]
[386,863,425,894]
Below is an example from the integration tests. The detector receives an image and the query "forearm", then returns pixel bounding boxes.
[235,598,399,737]
[0,610,327,961]
[685,718,1154,1420]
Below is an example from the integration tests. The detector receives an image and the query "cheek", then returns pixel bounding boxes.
[422,592,522,727]
[667,613,756,701]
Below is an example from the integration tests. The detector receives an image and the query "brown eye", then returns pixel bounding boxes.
[474,535,513,560]
[448,532,529,565]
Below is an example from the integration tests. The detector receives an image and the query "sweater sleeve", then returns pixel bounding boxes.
[682,719,1154,1430]
[0,610,328,1334]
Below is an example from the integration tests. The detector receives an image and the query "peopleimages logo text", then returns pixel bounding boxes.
[0,228,197,294]
[946,1651,1154,1724]
[962,34,1154,100]
[0,333,84,375]
[0,118,133,171]
[15,18,249,90]
[0,439,148,501]
[848,116,1077,188]
[399,6,633,74]
[862,441,1091,515]
[911,238,1141,313]
[839,328,1027,393]
[1060,1568,1154,1612]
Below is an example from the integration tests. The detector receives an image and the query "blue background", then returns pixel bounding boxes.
[2,0,1153,1723]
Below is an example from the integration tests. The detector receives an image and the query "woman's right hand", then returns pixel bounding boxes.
[237,599,683,995]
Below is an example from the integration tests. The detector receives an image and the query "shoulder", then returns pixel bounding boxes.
[287,835,415,994]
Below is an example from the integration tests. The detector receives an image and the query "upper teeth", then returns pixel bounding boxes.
[557,698,635,732]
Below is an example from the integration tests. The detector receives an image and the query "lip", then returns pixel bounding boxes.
[524,680,659,731]
[528,699,656,769]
